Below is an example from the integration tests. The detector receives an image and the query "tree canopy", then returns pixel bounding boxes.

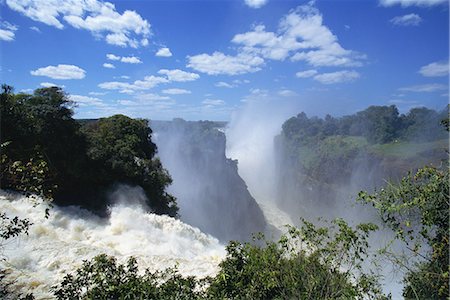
[0,85,177,216]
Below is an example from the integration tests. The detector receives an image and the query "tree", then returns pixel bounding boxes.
[358,165,449,299]
[55,220,387,299]
[82,115,178,216]
[1,86,178,217]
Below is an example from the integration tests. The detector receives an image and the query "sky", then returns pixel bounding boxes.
[0,0,448,121]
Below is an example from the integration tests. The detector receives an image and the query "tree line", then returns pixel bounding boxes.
[282,105,448,145]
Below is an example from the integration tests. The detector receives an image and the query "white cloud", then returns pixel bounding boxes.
[99,75,168,93]
[99,69,198,93]
[135,93,171,101]
[158,69,200,82]
[390,14,422,26]
[103,63,115,69]
[31,64,86,80]
[89,91,107,96]
[203,99,225,106]
[30,26,41,33]
[296,69,318,78]
[107,54,142,63]
[278,89,297,97]
[399,83,448,92]
[40,82,63,88]
[107,53,121,61]
[216,81,234,88]
[232,4,364,67]
[0,21,18,41]
[5,0,151,47]
[121,56,142,64]
[380,0,447,7]
[187,52,264,75]
[156,47,172,57]
[70,94,105,107]
[162,88,191,95]
[244,0,268,9]
[313,70,360,84]
[419,61,449,77]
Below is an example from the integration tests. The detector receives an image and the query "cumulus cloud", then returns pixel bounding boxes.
[5,0,151,47]
[120,56,142,63]
[419,60,449,77]
[380,0,447,7]
[99,69,198,93]
[106,54,142,63]
[233,4,364,67]
[187,52,264,75]
[390,14,422,26]
[31,64,86,80]
[0,21,18,41]
[244,0,268,9]
[188,3,363,75]
[296,69,318,78]
[313,70,360,84]
[399,83,448,92]
[70,94,105,107]
[106,53,121,61]
[157,69,199,81]
[156,47,172,57]
[40,82,63,88]
[103,63,115,69]
[162,88,191,95]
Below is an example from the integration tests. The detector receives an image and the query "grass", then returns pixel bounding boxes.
[371,139,449,159]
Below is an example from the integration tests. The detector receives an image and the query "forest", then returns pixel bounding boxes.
[0,85,448,299]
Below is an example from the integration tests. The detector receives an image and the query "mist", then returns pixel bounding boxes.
[151,119,266,242]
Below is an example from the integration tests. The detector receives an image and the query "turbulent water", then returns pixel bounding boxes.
[0,190,225,299]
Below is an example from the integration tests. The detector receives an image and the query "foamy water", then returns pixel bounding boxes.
[0,191,225,299]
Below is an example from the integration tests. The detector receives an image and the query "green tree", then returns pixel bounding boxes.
[358,165,449,299]
[1,86,177,216]
[82,115,178,216]
[55,219,387,299]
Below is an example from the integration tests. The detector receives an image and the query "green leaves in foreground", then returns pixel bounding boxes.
[54,219,387,300]
[358,165,449,299]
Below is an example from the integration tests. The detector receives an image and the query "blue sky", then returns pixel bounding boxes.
[1,0,448,120]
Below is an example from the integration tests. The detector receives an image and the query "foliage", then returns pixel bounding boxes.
[208,219,385,300]
[55,220,388,300]
[282,105,448,146]
[53,254,206,300]
[82,115,178,216]
[0,85,177,216]
[358,165,449,299]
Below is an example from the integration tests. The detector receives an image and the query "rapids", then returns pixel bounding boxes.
[0,190,225,299]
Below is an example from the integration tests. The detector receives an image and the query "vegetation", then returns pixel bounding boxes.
[359,165,449,299]
[282,105,448,146]
[1,85,448,298]
[54,219,387,300]
[0,85,177,216]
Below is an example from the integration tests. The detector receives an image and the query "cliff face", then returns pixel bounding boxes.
[274,134,448,221]
[151,119,267,242]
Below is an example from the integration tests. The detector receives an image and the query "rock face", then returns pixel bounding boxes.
[151,119,267,242]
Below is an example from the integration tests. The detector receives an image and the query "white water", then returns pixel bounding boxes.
[0,190,225,299]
